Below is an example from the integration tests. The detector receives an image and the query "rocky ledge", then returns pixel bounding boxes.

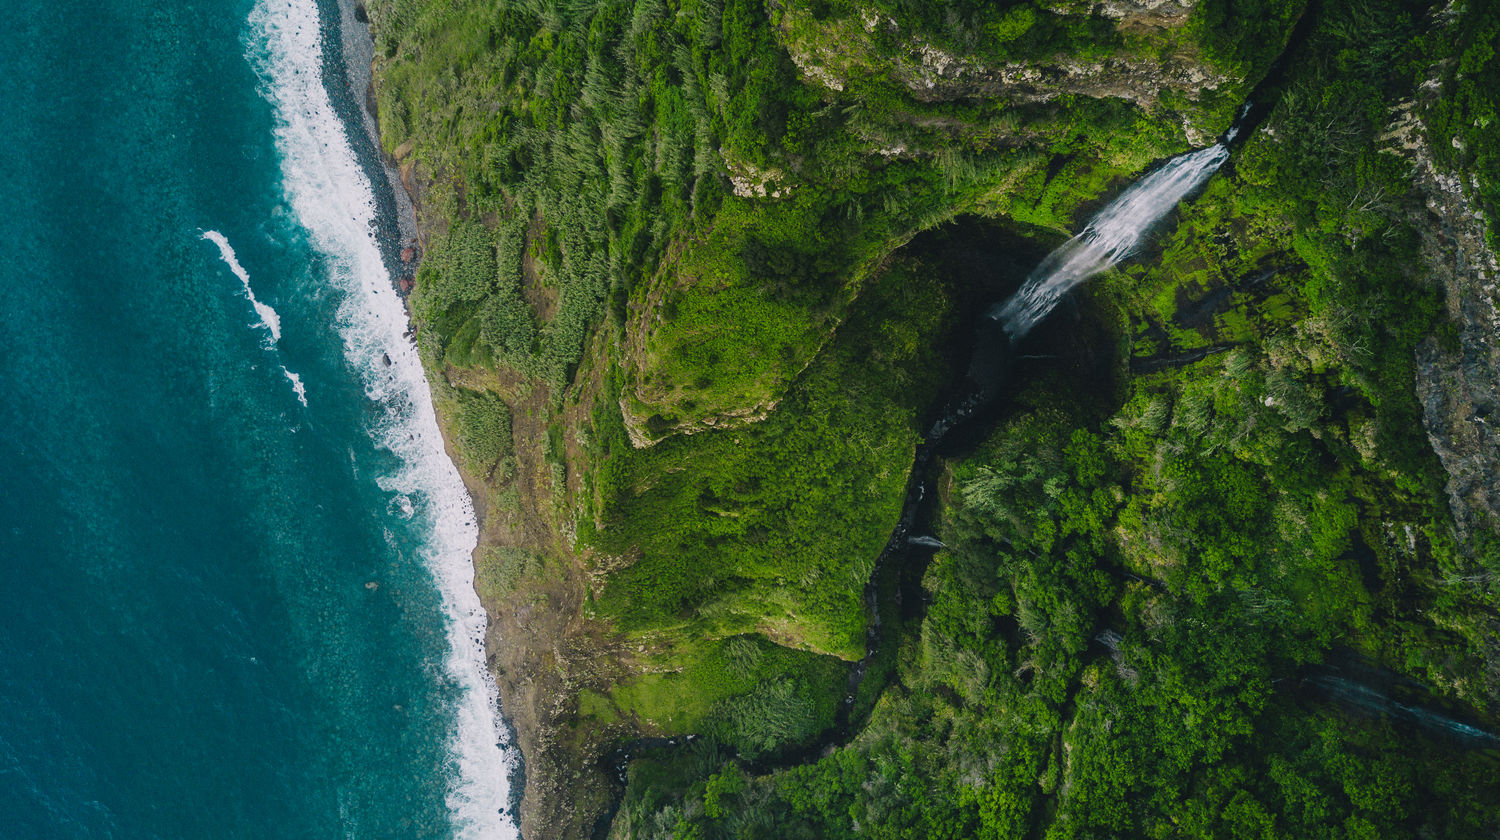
[1392,91,1500,546]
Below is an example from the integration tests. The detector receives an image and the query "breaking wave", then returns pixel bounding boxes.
[202,228,308,405]
[201,229,283,343]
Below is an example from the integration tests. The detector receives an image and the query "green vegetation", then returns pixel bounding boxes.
[1421,0,1500,252]
[370,0,1246,429]
[368,0,1500,836]
[610,634,847,757]
[597,0,1500,835]
[615,143,1500,825]
[611,337,1498,836]
[450,387,514,479]
[591,254,956,659]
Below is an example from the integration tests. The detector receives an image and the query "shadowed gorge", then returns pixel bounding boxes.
[362,0,1500,836]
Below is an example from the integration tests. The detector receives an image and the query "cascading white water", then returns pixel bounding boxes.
[993,144,1230,340]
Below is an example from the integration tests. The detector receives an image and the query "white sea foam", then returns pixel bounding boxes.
[201,229,283,343]
[245,2,519,837]
[201,229,306,406]
[283,367,309,406]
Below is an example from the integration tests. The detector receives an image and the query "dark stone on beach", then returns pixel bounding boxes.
[382,352,391,366]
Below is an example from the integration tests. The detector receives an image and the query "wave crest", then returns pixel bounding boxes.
[201,229,283,343]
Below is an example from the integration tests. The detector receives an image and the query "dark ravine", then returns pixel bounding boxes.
[591,32,1326,828]
[835,7,1336,728]
[588,219,1046,839]
[590,129,1240,829]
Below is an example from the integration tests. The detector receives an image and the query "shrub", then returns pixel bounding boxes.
[452,389,513,479]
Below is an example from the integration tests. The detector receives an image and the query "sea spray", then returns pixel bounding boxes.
[284,369,309,406]
[245,1,519,836]
[993,144,1230,340]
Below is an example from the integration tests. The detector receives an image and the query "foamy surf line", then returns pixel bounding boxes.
[283,368,308,407]
[245,1,518,837]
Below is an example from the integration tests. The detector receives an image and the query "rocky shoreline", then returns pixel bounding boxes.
[321,0,534,828]
[324,3,630,837]
[326,0,416,274]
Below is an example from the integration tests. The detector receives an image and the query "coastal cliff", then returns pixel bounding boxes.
[363,0,1500,836]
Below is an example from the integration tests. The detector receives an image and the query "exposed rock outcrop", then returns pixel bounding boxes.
[725,157,794,199]
[1078,0,1196,24]
[1388,96,1500,545]
[782,1,1232,144]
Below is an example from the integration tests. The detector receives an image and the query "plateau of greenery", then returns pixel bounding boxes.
[366,0,1500,835]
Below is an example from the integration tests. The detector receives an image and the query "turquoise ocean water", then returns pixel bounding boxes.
[0,1,518,836]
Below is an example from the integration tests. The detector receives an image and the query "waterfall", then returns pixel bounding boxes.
[993,144,1230,340]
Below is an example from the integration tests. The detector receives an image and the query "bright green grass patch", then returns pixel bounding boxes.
[596,251,956,660]
[609,634,846,752]
[576,689,620,726]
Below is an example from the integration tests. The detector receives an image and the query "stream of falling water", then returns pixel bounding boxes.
[993,143,1230,340]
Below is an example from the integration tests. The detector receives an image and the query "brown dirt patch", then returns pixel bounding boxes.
[435,355,644,840]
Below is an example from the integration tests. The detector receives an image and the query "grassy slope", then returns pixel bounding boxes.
[576,249,957,750]
[594,256,952,659]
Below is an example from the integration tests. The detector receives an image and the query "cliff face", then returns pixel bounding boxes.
[1369,0,1500,548]
[1401,109,1500,543]
[779,0,1231,143]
